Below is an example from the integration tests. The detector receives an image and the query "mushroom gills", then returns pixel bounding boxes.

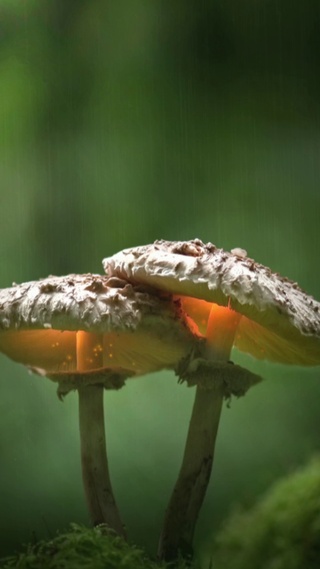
[179,296,320,366]
[0,328,189,376]
[0,329,77,372]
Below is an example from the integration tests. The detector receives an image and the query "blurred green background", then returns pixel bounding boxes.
[0,0,320,562]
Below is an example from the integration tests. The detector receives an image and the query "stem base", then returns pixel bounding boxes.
[158,387,223,560]
[78,384,126,538]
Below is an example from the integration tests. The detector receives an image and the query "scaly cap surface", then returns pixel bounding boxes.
[103,239,320,366]
[0,273,196,393]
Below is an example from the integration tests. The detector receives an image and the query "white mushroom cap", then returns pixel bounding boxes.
[0,273,197,393]
[103,239,320,366]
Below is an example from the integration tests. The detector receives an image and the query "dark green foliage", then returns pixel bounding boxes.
[211,457,320,569]
[0,525,197,569]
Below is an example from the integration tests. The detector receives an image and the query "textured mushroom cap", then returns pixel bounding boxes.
[0,273,196,389]
[0,273,182,333]
[103,239,320,366]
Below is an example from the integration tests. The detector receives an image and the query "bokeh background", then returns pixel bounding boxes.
[0,0,320,563]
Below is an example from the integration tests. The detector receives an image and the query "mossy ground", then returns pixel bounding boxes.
[3,459,320,569]
[0,525,197,569]
[211,457,320,569]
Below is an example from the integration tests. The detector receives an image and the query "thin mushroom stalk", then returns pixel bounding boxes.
[158,385,223,560]
[78,384,125,535]
[76,331,125,536]
[158,304,242,560]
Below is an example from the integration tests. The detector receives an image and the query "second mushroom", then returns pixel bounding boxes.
[103,239,320,561]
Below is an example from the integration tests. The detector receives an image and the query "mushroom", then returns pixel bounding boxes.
[103,239,320,560]
[0,272,197,539]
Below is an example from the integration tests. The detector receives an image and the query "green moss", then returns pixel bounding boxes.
[0,524,197,569]
[211,457,320,569]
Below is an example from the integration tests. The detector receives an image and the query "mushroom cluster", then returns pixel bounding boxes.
[1,239,320,562]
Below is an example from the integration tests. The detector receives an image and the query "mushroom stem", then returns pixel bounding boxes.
[158,303,241,561]
[76,332,125,537]
[158,386,223,560]
[78,384,126,538]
